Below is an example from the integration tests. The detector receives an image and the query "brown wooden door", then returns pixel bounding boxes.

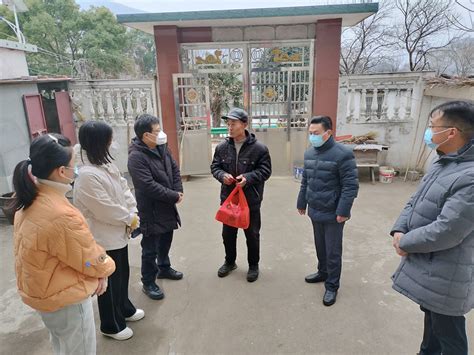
[22,94,47,139]
[55,91,77,145]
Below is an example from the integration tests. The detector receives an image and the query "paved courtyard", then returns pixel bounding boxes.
[1,176,473,354]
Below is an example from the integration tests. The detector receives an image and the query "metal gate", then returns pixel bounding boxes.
[172,73,212,175]
[175,40,314,175]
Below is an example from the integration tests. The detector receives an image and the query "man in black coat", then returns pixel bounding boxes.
[297,116,359,306]
[128,114,184,300]
[211,108,272,282]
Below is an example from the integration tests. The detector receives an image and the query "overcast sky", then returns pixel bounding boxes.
[112,0,473,14]
[112,0,377,12]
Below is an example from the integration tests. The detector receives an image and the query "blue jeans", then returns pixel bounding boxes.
[141,231,173,285]
[39,297,95,355]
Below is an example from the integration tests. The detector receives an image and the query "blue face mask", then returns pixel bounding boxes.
[309,133,326,148]
[424,128,450,150]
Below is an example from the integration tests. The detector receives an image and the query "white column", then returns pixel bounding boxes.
[360,88,367,121]
[134,89,143,115]
[126,91,134,122]
[146,89,154,115]
[381,89,389,121]
[347,87,354,122]
[371,88,379,120]
[105,90,115,124]
[393,89,401,120]
[96,91,105,121]
[115,90,125,124]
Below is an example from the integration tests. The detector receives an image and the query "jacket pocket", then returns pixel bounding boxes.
[221,156,233,174]
[238,159,255,175]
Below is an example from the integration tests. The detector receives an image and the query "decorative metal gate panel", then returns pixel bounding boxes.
[180,44,245,74]
[172,73,212,175]
[249,41,313,129]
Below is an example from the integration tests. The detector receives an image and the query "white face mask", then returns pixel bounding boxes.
[156,131,167,145]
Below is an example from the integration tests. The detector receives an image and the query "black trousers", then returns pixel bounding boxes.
[98,245,136,334]
[141,231,173,285]
[222,209,261,267]
[311,220,345,291]
[419,306,468,355]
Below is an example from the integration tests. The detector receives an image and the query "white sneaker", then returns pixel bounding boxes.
[101,327,133,341]
[125,308,145,322]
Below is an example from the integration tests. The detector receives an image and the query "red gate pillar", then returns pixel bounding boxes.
[312,19,342,134]
[154,25,180,163]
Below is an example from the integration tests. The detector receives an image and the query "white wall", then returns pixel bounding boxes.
[337,73,473,174]
[0,84,37,194]
[0,47,29,80]
[337,72,434,172]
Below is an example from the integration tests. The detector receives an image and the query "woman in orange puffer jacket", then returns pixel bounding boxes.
[12,133,116,355]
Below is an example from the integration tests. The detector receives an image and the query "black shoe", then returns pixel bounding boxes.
[157,268,183,280]
[217,262,237,277]
[305,272,327,283]
[142,283,164,300]
[323,290,337,306]
[247,265,259,282]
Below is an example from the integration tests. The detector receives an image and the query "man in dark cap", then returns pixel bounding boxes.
[211,108,272,282]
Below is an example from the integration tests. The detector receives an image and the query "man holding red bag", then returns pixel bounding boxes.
[211,108,272,282]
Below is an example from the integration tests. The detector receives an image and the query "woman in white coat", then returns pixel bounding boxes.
[73,121,144,341]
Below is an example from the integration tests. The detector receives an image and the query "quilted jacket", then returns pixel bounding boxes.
[391,142,474,316]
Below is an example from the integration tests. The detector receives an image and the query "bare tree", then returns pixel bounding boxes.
[396,0,458,72]
[450,37,474,76]
[428,37,474,76]
[449,0,474,32]
[340,3,396,74]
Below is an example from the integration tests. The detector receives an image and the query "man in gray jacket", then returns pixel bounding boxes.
[391,101,474,355]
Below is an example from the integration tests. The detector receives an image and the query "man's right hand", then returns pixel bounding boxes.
[393,232,408,256]
[223,174,235,185]
[177,192,184,204]
[297,209,306,215]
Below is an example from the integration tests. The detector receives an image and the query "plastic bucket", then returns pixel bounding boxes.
[379,166,395,184]
[294,166,304,181]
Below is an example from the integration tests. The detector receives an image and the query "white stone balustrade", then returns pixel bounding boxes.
[339,72,425,124]
[70,80,158,126]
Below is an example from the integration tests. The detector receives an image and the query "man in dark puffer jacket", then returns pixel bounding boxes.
[128,114,184,301]
[211,108,272,283]
[297,116,359,306]
[391,101,474,355]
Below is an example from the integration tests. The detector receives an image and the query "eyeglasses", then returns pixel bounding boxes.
[428,125,463,132]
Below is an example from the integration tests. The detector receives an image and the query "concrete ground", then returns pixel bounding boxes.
[1,176,473,355]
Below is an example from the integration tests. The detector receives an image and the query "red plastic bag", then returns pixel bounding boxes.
[215,185,250,229]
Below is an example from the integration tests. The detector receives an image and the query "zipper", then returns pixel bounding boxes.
[233,142,247,176]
